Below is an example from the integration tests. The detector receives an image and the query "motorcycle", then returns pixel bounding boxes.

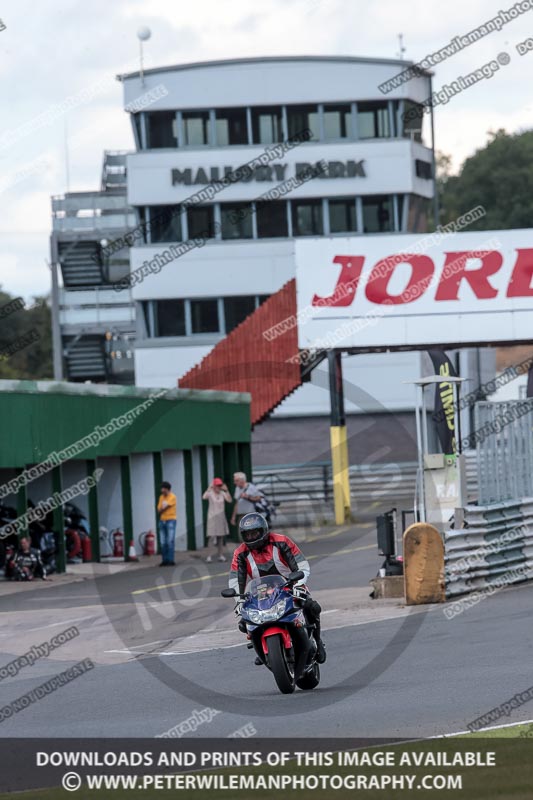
[0,503,18,574]
[63,502,90,563]
[221,570,321,695]
[39,531,58,574]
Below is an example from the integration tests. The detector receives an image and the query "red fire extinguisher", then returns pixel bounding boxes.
[112,528,124,558]
[140,530,156,556]
[81,534,92,563]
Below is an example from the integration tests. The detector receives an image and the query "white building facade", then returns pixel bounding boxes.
[119,56,437,415]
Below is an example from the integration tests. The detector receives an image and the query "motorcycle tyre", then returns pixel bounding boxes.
[267,635,295,695]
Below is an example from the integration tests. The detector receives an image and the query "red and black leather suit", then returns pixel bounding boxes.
[229,532,322,643]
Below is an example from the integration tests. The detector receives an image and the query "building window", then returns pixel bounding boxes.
[323,104,353,139]
[156,300,186,337]
[357,102,390,139]
[148,294,272,338]
[136,207,148,243]
[132,114,143,148]
[146,112,177,148]
[287,105,319,141]
[256,201,288,238]
[329,198,357,233]
[182,111,210,146]
[415,159,432,180]
[397,194,405,230]
[142,302,152,336]
[220,203,253,239]
[362,195,393,233]
[292,199,323,236]
[190,298,220,333]
[407,195,430,233]
[187,206,215,240]
[251,106,283,144]
[149,206,181,243]
[402,101,424,142]
[215,108,248,145]
[224,296,256,333]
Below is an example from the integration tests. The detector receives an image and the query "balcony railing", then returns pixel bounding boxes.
[53,213,137,233]
[59,287,135,327]
[52,191,136,233]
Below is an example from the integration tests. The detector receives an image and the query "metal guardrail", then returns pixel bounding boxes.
[253,461,419,525]
[253,453,480,527]
[444,498,533,598]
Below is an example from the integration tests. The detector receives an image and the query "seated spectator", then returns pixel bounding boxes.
[9,536,49,581]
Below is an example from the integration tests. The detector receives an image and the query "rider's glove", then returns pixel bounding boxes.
[234,600,244,617]
[292,585,309,603]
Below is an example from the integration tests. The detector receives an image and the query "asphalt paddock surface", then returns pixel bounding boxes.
[0,513,532,739]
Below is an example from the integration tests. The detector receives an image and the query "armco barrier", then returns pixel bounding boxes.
[444,498,533,598]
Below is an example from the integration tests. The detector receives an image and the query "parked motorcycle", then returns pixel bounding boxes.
[39,531,58,574]
[221,570,321,694]
[25,500,57,573]
[0,502,18,573]
[1,500,59,575]
[64,502,90,563]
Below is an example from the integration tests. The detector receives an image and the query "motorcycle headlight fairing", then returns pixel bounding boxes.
[243,599,287,624]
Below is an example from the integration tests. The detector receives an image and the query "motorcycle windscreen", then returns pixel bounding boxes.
[247,575,285,610]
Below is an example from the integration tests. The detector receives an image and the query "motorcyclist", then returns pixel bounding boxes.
[229,512,326,664]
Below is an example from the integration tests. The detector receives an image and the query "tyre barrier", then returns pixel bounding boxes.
[444,498,533,598]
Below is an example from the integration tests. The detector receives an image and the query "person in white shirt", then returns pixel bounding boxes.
[230,472,261,530]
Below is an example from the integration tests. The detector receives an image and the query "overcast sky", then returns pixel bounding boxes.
[1,0,531,299]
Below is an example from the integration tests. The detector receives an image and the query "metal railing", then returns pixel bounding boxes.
[59,286,135,326]
[253,461,419,525]
[474,400,533,505]
[253,454,480,527]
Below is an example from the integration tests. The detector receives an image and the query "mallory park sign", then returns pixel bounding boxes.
[171,160,366,186]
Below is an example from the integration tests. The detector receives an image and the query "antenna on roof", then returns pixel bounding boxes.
[137,26,151,86]
[64,117,70,192]
[397,33,406,60]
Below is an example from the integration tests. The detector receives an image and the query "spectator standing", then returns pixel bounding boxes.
[203,478,232,563]
[230,472,261,530]
[157,481,177,566]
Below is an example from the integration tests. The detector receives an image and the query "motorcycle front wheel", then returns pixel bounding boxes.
[267,635,295,694]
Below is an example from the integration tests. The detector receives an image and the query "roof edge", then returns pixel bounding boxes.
[0,380,250,405]
[117,54,432,82]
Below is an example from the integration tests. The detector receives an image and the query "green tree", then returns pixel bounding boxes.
[437,129,533,230]
[0,292,53,379]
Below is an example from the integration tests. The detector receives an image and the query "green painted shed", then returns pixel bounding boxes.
[0,380,251,572]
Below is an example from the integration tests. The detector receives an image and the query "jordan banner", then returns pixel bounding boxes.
[428,350,457,455]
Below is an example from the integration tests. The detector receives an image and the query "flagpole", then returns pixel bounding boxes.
[414,397,426,522]
[455,382,462,455]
